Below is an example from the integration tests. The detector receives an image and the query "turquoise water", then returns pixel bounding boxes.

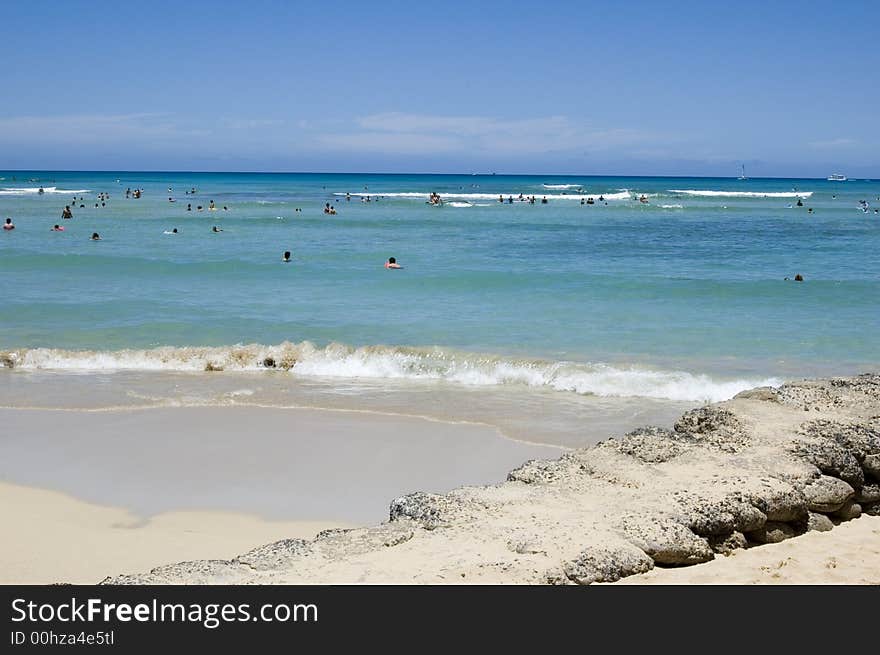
[1,171,878,406]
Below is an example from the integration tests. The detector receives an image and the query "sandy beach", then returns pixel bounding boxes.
[0,482,344,585]
[0,405,558,583]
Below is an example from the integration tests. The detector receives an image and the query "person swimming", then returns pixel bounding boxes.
[3,218,14,230]
[90,232,101,240]
[51,224,64,231]
[164,228,178,234]
[282,251,291,262]
[385,257,401,269]
[212,226,223,232]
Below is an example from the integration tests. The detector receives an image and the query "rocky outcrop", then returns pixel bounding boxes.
[100,374,880,585]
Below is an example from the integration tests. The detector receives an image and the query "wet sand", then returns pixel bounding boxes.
[0,405,559,583]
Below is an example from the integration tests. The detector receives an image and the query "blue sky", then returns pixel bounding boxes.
[1,0,878,175]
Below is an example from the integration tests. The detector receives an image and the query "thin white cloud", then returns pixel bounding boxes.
[808,137,856,149]
[0,113,211,143]
[319,112,652,156]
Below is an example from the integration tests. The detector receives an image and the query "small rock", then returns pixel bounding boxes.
[856,483,880,504]
[563,542,654,585]
[707,531,748,555]
[733,387,779,402]
[746,522,798,544]
[864,454,880,481]
[807,512,834,532]
[832,500,861,520]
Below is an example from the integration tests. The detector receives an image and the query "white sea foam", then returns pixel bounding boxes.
[543,184,583,190]
[447,202,473,207]
[660,204,684,209]
[0,187,91,195]
[669,189,813,198]
[1,342,780,403]
[334,191,632,201]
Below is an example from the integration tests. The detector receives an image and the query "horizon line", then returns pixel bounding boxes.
[0,169,872,181]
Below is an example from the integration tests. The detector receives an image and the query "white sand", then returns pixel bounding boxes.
[0,481,345,584]
[0,405,557,583]
[612,514,880,585]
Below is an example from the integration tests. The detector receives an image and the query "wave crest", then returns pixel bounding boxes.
[1,342,780,403]
[669,189,812,198]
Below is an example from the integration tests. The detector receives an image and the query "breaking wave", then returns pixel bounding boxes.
[334,190,633,201]
[0,187,91,195]
[1,342,780,403]
[669,189,813,198]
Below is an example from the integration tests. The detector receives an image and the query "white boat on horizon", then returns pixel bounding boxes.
[737,164,747,181]
[827,173,847,181]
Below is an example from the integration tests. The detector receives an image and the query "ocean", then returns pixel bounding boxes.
[1,171,878,447]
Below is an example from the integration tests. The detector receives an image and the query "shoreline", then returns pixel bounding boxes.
[95,374,880,585]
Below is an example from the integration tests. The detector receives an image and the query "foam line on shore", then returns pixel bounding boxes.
[1,342,781,403]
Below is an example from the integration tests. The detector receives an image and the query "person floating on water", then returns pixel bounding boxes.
[282,251,291,262]
[164,228,178,234]
[212,225,223,232]
[3,218,14,230]
[90,232,101,240]
[385,257,401,269]
[51,224,64,231]
[37,187,44,194]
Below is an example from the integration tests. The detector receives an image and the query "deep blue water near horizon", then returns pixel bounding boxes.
[1,170,878,400]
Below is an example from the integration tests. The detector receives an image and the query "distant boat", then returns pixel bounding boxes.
[737,165,747,180]
[827,173,847,181]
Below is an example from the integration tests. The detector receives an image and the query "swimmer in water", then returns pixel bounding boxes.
[3,218,14,230]
[164,228,178,234]
[51,224,64,231]
[90,232,101,240]
[212,226,223,232]
[385,257,401,269]
[62,205,73,219]
[282,251,291,262]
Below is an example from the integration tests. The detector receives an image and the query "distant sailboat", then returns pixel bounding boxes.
[738,164,747,181]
